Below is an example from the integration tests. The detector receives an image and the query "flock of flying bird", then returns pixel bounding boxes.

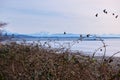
[95,9,118,19]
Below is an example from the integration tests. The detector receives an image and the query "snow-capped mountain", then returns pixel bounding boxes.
[3,30,120,38]
[28,32,80,37]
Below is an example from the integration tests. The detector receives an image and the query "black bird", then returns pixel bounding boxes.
[64,32,66,34]
[103,9,106,13]
[103,9,107,14]
[115,15,118,18]
[112,13,115,15]
[95,13,98,17]
[86,34,90,37]
[105,11,107,14]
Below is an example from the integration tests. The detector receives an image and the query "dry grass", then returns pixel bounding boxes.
[0,41,120,80]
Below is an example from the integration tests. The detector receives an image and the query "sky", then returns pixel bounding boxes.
[0,0,120,34]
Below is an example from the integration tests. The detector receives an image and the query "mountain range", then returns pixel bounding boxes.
[3,31,120,38]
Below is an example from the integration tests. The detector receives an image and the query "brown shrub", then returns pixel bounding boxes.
[0,42,120,80]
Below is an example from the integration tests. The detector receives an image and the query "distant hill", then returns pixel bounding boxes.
[4,31,120,40]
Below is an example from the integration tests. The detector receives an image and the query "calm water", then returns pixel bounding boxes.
[9,38,120,57]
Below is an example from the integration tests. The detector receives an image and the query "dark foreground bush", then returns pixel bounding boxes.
[0,42,120,80]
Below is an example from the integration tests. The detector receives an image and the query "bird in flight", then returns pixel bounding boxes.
[103,9,107,14]
[95,13,98,17]
[112,13,115,15]
[95,9,119,19]
[103,9,106,12]
[115,15,118,18]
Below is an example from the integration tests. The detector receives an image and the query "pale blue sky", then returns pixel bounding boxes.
[0,0,120,34]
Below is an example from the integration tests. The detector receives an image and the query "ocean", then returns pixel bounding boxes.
[14,38,120,57]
